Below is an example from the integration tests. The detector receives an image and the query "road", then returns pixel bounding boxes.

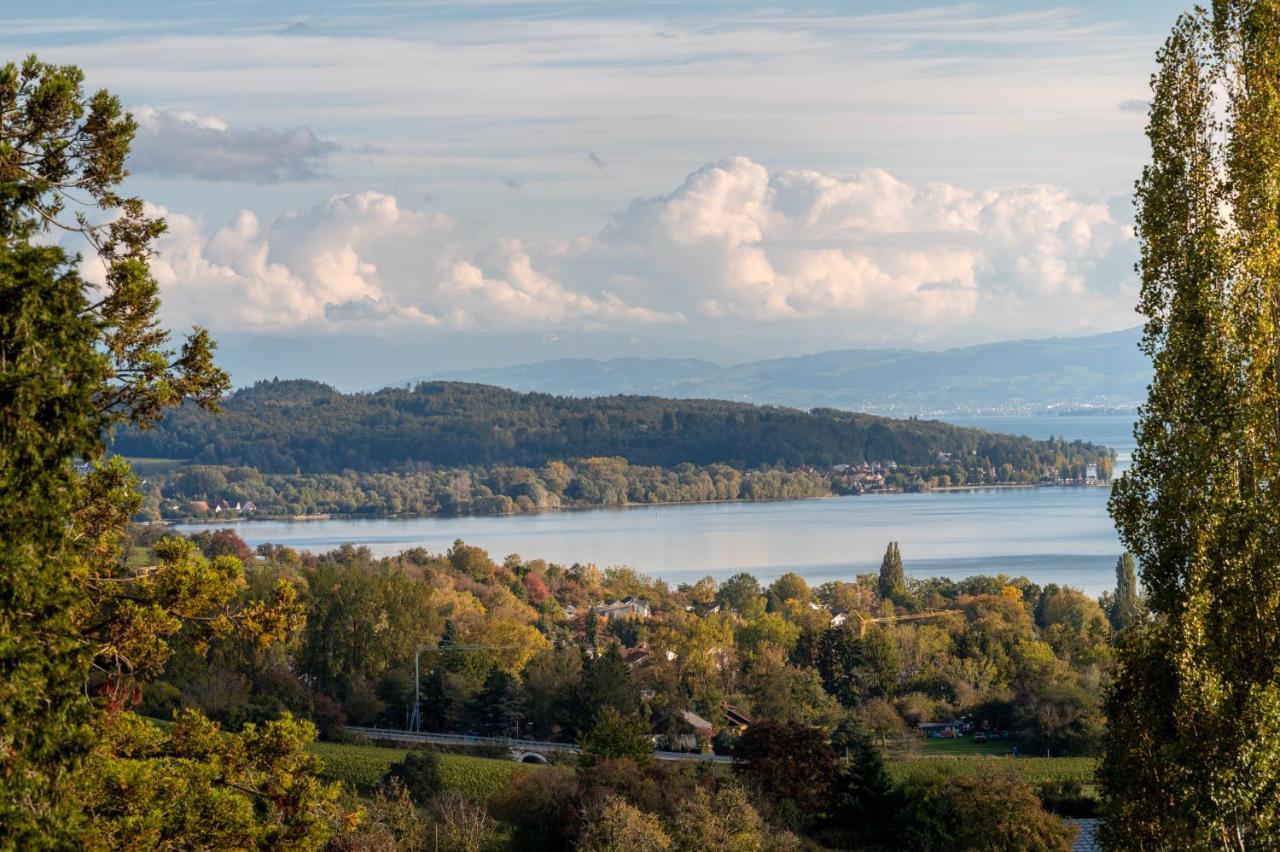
[345,725,734,764]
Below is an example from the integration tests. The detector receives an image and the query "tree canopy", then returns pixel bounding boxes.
[0,54,339,845]
[113,377,1113,476]
[1102,4,1280,845]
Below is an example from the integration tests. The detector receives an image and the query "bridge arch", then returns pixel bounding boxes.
[513,751,550,764]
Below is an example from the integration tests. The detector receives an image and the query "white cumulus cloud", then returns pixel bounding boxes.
[145,158,1136,343]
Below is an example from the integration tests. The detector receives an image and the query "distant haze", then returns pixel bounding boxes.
[216,327,1149,416]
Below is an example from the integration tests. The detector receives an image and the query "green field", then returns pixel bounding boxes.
[917,736,1014,757]
[308,740,540,800]
[119,456,189,473]
[890,755,1098,787]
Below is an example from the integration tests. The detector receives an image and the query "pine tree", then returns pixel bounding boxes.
[0,225,105,844]
[0,56,336,844]
[1101,4,1280,844]
[570,644,640,735]
[877,542,905,602]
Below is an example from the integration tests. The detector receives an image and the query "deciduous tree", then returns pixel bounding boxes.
[1102,4,1280,844]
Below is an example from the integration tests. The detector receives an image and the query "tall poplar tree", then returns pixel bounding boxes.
[1107,553,1141,631]
[877,542,905,602]
[1101,4,1280,845]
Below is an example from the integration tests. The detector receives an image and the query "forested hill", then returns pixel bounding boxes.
[114,379,1110,475]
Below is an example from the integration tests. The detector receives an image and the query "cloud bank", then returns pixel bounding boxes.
[130,106,339,182]
[146,158,1137,343]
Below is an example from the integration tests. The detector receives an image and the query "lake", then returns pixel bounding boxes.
[183,414,1138,597]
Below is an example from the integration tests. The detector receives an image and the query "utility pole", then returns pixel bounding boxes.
[406,642,526,735]
[410,647,421,733]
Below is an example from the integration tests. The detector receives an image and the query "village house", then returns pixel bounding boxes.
[721,703,751,735]
[653,709,714,752]
[917,720,966,739]
[592,596,650,620]
[619,647,651,671]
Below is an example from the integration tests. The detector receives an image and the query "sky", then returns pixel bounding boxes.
[5,1,1188,371]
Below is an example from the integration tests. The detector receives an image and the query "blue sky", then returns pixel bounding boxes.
[4,2,1188,368]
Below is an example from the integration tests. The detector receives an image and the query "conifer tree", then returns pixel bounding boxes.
[0,56,338,844]
[1101,4,1280,844]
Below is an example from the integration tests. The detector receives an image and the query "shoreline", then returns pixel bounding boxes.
[165,480,1112,527]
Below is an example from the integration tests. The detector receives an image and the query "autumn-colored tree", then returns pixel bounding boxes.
[576,793,671,852]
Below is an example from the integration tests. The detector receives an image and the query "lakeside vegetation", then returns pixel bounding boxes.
[113,379,1115,521]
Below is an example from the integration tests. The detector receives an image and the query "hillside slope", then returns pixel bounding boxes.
[113,380,1110,475]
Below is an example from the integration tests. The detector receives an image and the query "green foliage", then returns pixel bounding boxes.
[116,378,1113,480]
[570,645,641,735]
[827,726,896,846]
[308,741,530,801]
[716,573,765,617]
[297,545,441,707]
[0,53,328,848]
[878,541,905,601]
[893,763,1074,851]
[1101,4,1280,846]
[889,756,1097,787]
[380,750,442,805]
[1105,552,1141,631]
[578,707,654,767]
[0,197,103,843]
[733,720,839,819]
[75,711,344,850]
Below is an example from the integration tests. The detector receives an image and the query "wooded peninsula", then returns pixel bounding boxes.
[113,379,1115,520]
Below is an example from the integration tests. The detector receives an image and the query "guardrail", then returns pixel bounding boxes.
[345,726,733,764]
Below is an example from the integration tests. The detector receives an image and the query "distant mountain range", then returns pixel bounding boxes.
[415,328,1149,415]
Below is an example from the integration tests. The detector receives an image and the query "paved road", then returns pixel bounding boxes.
[346,726,734,764]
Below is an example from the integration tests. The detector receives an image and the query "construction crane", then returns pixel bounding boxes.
[850,609,962,638]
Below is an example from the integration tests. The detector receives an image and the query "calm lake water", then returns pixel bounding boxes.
[182,414,1137,597]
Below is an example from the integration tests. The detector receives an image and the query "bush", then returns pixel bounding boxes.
[381,750,443,804]
[894,763,1073,851]
[138,681,183,720]
[576,793,671,852]
[1038,780,1096,818]
[431,791,496,852]
[711,729,738,755]
[668,785,770,852]
[489,766,580,851]
[578,759,695,823]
